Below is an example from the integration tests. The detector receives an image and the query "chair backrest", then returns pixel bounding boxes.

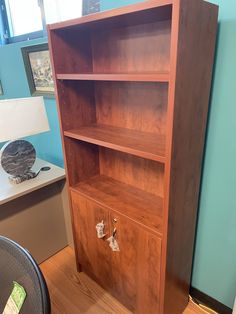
[0,236,50,314]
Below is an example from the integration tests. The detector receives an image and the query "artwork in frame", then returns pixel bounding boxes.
[83,0,100,15]
[21,43,54,98]
[0,80,3,96]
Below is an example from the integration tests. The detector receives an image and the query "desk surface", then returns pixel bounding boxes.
[0,159,65,205]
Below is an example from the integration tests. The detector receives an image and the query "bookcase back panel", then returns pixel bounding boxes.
[50,29,93,73]
[57,80,96,131]
[92,20,171,73]
[95,81,168,135]
[99,148,164,197]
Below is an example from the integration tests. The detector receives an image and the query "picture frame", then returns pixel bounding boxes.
[0,80,3,96]
[21,43,54,98]
[83,0,100,15]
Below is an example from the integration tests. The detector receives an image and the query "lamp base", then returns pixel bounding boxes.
[8,170,37,185]
[0,139,36,179]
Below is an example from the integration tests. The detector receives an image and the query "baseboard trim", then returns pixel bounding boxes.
[190,287,232,314]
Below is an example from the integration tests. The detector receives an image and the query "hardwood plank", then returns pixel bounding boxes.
[70,175,163,235]
[40,247,214,314]
[183,299,214,314]
[40,247,131,314]
[57,73,169,82]
[64,124,166,163]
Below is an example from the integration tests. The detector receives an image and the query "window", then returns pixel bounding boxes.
[0,0,85,44]
[43,0,82,24]
[5,0,43,37]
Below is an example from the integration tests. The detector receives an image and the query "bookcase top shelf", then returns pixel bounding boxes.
[56,73,169,82]
[64,124,166,163]
[48,0,173,31]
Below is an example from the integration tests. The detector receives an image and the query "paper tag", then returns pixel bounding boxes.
[95,220,106,239]
[3,282,27,314]
[107,235,120,251]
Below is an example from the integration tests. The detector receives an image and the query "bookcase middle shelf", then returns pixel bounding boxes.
[64,124,166,163]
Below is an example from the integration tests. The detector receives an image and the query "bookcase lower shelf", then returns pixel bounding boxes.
[70,174,163,235]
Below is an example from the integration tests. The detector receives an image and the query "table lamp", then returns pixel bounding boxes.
[0,96,50,184]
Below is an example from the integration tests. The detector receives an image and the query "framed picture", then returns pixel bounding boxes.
[21,43,54,97]
[0,80,3,96]
[83,0,100,15]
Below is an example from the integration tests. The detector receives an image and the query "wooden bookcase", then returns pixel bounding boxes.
[48,1,218,313]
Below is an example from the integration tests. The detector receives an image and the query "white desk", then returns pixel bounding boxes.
[0,159,73,263]
[0,158,65,205]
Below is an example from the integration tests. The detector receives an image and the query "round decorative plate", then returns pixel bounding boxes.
[0,140,36,176]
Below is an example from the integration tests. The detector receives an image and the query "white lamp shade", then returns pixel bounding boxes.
[0,96,50,142]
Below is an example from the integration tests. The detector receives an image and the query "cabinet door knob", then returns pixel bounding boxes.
[95,220,106,239]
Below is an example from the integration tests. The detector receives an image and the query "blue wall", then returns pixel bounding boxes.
[0,0,235,308]
[191,0,236,308]
[0,38,63,167]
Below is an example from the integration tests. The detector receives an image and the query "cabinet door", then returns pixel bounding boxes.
[109,212,162,313]
[71,191,112,291]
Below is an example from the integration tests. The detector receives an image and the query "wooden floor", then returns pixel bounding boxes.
[40,247,210,314]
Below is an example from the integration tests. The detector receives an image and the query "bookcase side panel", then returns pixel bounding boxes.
[163,1,219,313]
[49,29,93,74]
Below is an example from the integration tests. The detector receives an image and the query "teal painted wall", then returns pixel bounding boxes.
[100,0,143,10]
[0,38,63,167]
[0,0,235,308]
[191,0,236,308]
[102,0,236,308]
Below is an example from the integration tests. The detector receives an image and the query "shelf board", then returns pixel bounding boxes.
[70,175,163,235]
[64,124,166,163]
[56,73,169,82]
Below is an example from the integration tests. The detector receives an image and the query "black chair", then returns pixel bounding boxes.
[0,236,50,314]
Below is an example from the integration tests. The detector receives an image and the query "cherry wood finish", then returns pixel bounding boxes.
[91,20,171,74]
[63,138,99,186]
[57,73,170,82]
[64,124,166,162]
[161,1,218,313]
[49,29,93,74]
[109,212,162,313]
[48,1,218,313]
[99,148,164,197]
[71,175,163,235]
[95,82,168,135]
[71,192,112,290]
[71,192,162,312]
